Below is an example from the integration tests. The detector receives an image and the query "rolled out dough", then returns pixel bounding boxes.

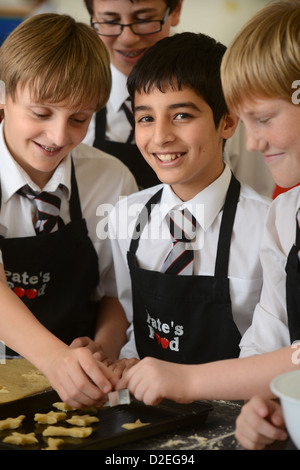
[0,359,50,404]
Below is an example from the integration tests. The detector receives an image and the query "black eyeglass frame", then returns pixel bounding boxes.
[91,7,170,37]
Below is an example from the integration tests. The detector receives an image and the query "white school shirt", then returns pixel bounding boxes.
[108,164,271,358]
[240,186,300,357]
[0,121,138,300]
[83,64,132,146]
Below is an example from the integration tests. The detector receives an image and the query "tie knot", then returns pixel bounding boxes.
[18,184,63,209]
[17,184,64,234]
[167,209,197,243]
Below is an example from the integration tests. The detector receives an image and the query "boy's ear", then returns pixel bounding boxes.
[170,0,183,27]
[220,112,239,139]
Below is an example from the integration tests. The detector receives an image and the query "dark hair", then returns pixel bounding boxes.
[83,0,180,16]
[127,32,228,127]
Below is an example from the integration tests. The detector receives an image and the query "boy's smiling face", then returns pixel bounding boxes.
[92,0,182,77]
[1,85,96,188]
[134,86,237,201]
[237,97,300,189]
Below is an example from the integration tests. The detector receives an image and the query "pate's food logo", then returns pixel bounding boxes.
[146,311,184,352]
[5,270,51,300]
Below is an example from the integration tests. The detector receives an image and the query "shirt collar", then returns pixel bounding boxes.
[160,164,232,231]
[109,64,130,112]
[0,120,72,202]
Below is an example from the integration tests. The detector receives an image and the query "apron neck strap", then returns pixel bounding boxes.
[69,157,82,221]
[94,107,107,143]
[214,173,240,277]
[129,188,163,255]
[128,173,241,278]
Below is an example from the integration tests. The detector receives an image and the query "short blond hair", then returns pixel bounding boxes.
[221,0,300,111]
[0,13,111,111]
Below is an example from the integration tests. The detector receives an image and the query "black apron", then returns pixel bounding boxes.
[285,217,300,343]
[127,173,242,364]
[94,107,160,189]
[0,160,99,353]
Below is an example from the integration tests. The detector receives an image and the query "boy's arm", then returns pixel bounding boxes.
[95,296,130,361]
[70,297,129,363]
[117,346,299,406]
[0,263,116,408]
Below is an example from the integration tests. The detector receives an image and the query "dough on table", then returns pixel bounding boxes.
[122,419,150,430]
[66,415,99,426]
[0,359,50,403]
[42,426,93,438]
[34,411,66,424]
[43,437,64,450]
[2,432,38,446]
[0,415,25,430]
[52,402,76,412]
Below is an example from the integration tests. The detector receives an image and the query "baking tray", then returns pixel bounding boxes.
[0,389,213,450]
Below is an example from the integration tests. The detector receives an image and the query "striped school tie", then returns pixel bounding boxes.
[161,208,197,275]
[18,185,64,235]
[121,97,135,144]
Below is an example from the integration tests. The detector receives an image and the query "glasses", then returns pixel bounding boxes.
[91,7,170,37]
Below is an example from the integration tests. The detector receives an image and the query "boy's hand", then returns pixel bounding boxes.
[41,346,118,409]
[116,357,194,406]
[235,396,288,450]
[108,357,139,381]
[69,336,111,365]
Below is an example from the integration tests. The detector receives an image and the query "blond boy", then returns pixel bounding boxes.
[0,13,137,407]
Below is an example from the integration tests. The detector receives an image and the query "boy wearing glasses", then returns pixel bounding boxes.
[83,0,183,188]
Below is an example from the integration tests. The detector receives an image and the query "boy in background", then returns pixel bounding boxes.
[83,0,183,188]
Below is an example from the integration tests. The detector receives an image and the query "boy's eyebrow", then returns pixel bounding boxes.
[28,102,96,113]
[168,102,201,111]
[135,102,201,112]
[96,7,158,19]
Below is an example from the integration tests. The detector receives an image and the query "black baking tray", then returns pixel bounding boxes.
[0,389,213,450]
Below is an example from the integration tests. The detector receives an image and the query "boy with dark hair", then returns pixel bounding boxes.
[83,0,275,199]
[108,32,270,370]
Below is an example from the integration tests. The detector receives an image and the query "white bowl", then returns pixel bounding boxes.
[271,370,300,449]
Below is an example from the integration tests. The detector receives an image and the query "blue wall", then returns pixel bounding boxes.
[0,18,23,45]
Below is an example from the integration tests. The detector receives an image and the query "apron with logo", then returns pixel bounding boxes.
[127,173,242,364]
[0,160,99,353]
